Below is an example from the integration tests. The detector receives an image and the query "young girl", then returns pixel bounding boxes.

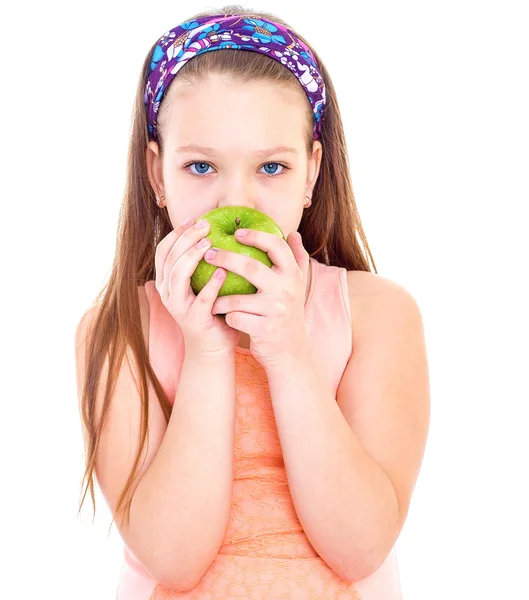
[75,5,430,599]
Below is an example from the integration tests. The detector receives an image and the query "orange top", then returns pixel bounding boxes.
[116,256,402,599]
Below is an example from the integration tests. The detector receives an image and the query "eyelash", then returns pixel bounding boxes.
[182,161,290,179]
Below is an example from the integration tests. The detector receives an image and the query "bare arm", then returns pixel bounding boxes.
[124,347,236,590]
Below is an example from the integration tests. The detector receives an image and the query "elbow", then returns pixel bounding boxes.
[341,563,377,586]
[154,570,199,594]
[338,559,375,586]
[339,562,377,586]
[146,558,203,593]
[323,550,373,585]
[337,539,391,585]
[155,550,217,592]
[343,512,402,584]
[341,543,394,585]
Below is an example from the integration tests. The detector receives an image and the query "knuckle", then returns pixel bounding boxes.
[220,297,230,312]
[230,295,243,311]
[282,287,295,303]
[273,299,286,313]
[243,258,260,279]
[197,240,211,252]
[168,267,181,290]
[196,293,208,305]
[166,243,177,263]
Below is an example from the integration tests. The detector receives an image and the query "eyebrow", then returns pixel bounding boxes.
[174,144,298,157]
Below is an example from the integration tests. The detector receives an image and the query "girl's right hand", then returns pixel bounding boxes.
[155,217,240,357]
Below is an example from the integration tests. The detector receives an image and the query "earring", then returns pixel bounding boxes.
[304,195,312,208]
[154,195,164,246]
[154,213,160,244]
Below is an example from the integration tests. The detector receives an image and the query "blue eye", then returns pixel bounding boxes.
[183,161,288,178]
[262,162,283,175]
[187,162,213,176]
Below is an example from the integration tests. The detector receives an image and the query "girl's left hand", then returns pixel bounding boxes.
[207,228,311,370]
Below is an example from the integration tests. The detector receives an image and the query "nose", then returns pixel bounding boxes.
[216,173,257,210]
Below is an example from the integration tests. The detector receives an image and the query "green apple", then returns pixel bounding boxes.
[190,206,285,297]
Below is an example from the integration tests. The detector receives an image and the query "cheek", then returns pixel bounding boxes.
[264,210,302,238]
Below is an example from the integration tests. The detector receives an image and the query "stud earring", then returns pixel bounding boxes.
[156,195,165,207]
[304,195,312,208]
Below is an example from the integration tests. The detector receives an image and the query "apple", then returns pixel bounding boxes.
[190,206,285,297]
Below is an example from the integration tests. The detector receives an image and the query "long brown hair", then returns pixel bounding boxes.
[78,4,378,534]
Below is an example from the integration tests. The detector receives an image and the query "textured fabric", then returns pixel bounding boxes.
[144,14,326,142]
[116,256,402,599]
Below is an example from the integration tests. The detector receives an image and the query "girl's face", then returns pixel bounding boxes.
[146,73,322,237]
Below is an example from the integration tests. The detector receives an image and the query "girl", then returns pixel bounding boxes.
[75,5,430,599]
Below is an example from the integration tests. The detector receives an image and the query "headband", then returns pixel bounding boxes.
[144,14,326,142]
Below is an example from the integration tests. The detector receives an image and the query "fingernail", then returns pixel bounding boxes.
[194,219,208,229]
[182,217,193,227]
[205,248,217,260]
[236,229,247,237]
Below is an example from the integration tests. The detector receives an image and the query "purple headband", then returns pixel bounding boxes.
[144,14,326,142]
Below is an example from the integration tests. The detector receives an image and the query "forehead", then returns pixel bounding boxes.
[168,72,302,101]
[161,74,309,145]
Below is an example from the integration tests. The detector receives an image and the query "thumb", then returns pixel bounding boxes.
[287,230,309,273]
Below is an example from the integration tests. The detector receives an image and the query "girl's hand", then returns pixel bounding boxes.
[207,229,311,370]
[155,218,240,357]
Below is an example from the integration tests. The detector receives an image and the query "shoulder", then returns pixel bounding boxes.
[345,269,410,300]
[345,270,423,336]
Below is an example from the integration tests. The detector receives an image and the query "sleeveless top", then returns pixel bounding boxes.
[116,256,402,599]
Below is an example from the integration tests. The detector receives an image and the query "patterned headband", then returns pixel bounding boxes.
[144,14,326,142]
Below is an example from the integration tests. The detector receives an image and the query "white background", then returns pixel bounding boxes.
[1,0,528,598]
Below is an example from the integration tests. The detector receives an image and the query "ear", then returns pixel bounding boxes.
[306,140,323,195]
[145,141,165,198]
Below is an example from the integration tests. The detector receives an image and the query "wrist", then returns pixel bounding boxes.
[263,345,314,377]
[184,344,234,364]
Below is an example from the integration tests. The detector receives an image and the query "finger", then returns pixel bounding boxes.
[192,267,227,314]
[212,293,266,317]
[204,246,272,291]
[155,217,196,289]
[168,235,212,300]
[163,219,211,292]
[224,311,261,336]
[234,228,299,275]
